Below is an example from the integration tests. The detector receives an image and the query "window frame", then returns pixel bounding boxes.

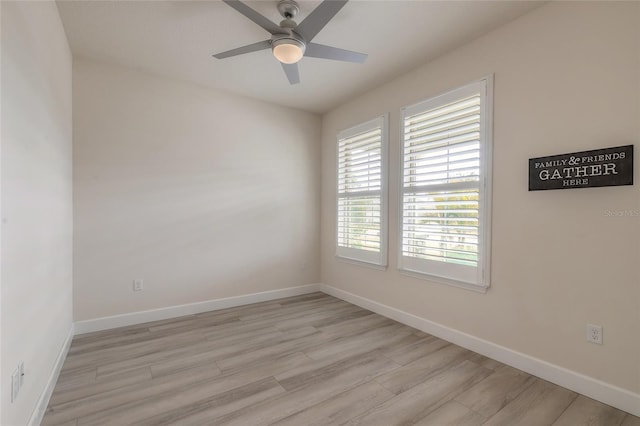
[335,114,389,268]
[397,77,493,292]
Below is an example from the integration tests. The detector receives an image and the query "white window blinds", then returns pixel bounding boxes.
[400,79,492,289]
[336,116,388,266]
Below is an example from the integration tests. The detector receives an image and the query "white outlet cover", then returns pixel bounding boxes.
[586,324,603,344]
[133,279,144,291]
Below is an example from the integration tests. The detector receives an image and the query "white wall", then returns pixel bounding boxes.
[321,0,640,398]
[1,2,73,425]
[73,59,321,321]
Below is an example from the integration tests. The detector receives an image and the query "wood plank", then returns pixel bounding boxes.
[149,349,222,378]
[622,414,640,426]
[351,360,492,425]
[303,323,413,361]
[275,349,399,392]
[95,326,284,377]
[215,326,320,371]
[49,367,153,406]
[482,378,577,426]
[77,377,285,426]
[146,316,241,336]
[45,351,309,425]
[61,331,203,374]
[374,343,470,395]
[51,366,97,390]
[315,312,392,340]
[236,297,348,324]
[45,420,77,426]
[43,363,223,425]
[306,308,373,328]
[213,351,401,426]
[552,395,628,426]
[466,352,505,371]
[412,400,486,426]
[272,381,395,426]
[272,304,368,331]
[277,292,330,304]
[455,365,537,418]
[381,335,450,366]
[68,329,154,356]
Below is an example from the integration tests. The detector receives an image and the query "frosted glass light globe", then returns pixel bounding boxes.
[273,39,305,64]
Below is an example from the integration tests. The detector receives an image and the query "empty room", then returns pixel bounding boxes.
[2,0,639,425]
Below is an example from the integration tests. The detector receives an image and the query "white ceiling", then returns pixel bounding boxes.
[57,0,542,114]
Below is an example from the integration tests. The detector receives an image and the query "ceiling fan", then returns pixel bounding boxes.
[213,0,367,85]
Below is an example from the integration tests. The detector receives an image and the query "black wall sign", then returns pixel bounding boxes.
[529,145,633,191]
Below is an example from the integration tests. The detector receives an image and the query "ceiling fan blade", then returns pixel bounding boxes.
[222,0,282,35]
[295,0,348,42]
[305,43,367,63]
[281,63,300,85]
[213,40,271,59]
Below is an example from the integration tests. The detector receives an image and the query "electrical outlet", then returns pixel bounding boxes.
[11,368,20,402]
[586,324,603,345]
[133,279,144,292]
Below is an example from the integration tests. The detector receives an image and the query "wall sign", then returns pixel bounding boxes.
[529,145,633,191]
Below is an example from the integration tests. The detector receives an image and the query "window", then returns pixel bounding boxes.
[336,115,388,267]
[399,78,492,290]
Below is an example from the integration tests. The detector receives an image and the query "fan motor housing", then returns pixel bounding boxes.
[272,36,305,50]
[271,30,305,47]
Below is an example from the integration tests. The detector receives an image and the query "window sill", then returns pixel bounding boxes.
[398,268,489,293]
[335,255,387,271]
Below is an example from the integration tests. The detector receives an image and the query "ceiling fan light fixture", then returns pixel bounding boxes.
[272,38,305,64]
[214,0,367,85]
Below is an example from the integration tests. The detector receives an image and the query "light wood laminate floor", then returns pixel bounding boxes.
[43,293,639,426]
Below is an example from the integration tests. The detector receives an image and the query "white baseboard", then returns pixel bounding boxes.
[28,324,74,426]
[74,284,322,335]
[320,284,640,418]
